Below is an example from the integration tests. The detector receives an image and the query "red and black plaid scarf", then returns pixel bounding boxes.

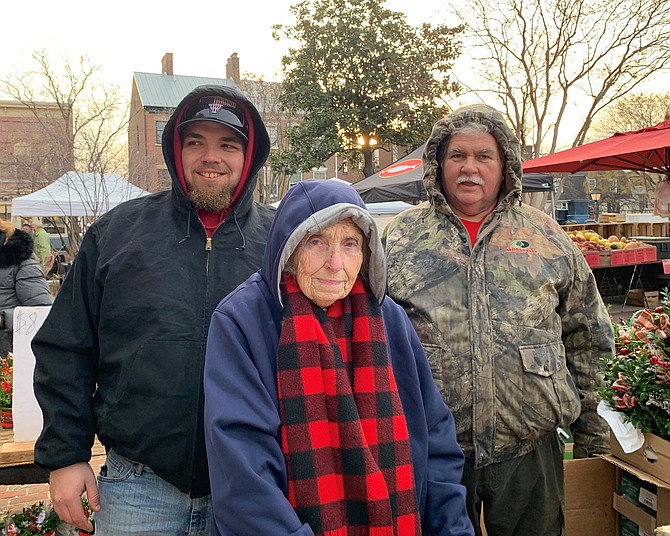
[278,273,420,536]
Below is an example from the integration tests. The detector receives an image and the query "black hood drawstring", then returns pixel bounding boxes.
[179,212,192,244]
[233,211,246,252]
[179,209,246,251]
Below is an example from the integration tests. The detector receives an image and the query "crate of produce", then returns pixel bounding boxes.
[599,250,612,267]
[632,237,670,260]
[643,246,658,262]
[583,251,601,267]
[633,247,647,263]
[611,249,636,266]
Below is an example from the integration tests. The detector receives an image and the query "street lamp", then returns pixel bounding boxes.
[590,188,602,221]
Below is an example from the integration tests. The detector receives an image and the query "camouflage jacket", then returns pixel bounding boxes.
[383,106,614,468]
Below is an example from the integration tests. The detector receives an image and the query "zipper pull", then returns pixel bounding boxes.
[205,237,212,251]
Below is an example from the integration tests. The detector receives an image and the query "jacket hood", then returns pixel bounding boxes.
[0,229,36,268]
[260,180,386,308]
[162,84,270,217]
[423,104,523,212]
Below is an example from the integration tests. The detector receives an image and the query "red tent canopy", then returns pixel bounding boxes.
[523,120,670,177]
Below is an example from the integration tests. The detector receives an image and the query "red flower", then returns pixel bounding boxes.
[612,393,637,409]
[611,373,629,393]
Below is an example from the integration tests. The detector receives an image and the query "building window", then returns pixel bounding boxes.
[290,172,302,186]
[313,168,327,180]
[13,142,30,157]
[373,149,380,168]
[156,121,167,145]
[267,125,278,149]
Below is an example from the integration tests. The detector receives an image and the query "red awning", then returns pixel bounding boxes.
[523,120,670,177]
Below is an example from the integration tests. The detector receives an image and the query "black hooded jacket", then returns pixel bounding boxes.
[33,84,275,497]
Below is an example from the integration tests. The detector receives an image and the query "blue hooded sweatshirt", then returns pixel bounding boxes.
[204,179,474,536]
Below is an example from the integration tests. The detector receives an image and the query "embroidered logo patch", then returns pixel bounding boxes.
[209,96,236,114]
[506,240,538,253]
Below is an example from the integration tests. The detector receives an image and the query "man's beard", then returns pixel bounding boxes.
[187,184,234,212]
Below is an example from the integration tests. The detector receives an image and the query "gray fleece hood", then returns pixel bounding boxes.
[422,104,523,211]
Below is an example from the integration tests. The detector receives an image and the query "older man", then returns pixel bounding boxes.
[33,85,275,535]
[383,104,614,536]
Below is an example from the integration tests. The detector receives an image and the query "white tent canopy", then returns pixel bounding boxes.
[11,171,149,217]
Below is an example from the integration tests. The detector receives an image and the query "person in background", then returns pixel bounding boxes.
[21,223,33,235]
[32,84,275,535]
[383,104,614,536]
[31,220,51,265]
[0,219,52,356]
[204,179,474,536]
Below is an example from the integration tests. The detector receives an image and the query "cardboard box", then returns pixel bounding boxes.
[619,513,654,536]
[602,453,670,534]
[612,492,669,535]
[599,213,627,223]
[619,472,657,512]
[626,290,660,308]
[610,434,670,485]
[564,457,617,536]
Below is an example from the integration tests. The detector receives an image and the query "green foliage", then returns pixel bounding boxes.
[273,0,462,176]
[1,502,60,535]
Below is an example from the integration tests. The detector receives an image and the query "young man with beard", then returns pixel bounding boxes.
[32,85,275,535]
[383,104,614,536]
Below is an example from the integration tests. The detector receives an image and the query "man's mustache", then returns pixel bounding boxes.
[456,175,485,185]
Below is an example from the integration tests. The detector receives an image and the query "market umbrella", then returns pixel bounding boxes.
[352,145,426,203]
[522,119,670,177]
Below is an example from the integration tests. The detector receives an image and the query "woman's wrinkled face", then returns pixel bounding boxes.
[292,219,364,308]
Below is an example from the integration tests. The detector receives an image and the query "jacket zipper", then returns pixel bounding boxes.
[205,237,212,274]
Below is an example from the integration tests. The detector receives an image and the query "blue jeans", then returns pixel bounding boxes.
[95,449,211,535]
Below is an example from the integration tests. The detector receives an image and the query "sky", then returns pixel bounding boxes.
[2,0,664,152]
[0,0,456,92]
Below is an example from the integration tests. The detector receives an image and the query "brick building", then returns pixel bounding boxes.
[0,100,72,218]
[128,53,400,200]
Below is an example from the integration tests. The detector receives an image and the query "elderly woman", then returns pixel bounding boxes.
[204,180,473,536]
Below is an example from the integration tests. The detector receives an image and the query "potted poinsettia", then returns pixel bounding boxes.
[1,501,60,535]
[597,294,670,440]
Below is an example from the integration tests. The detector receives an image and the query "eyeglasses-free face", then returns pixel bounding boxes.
[292,219,364,308]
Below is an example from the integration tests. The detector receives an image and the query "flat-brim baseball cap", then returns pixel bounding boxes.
[177,96,249,142]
